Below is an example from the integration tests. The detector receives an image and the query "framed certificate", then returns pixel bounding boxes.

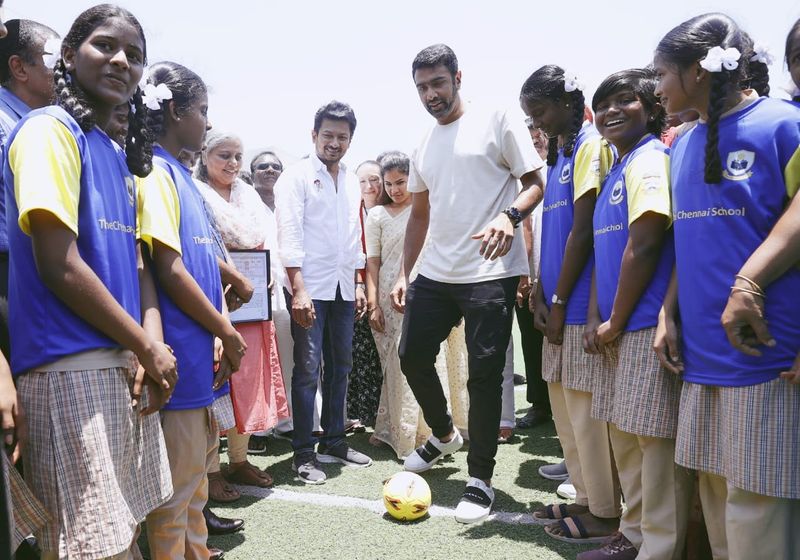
[228,249,271,323]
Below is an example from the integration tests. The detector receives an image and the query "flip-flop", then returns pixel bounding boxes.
[543,517,610,544]
[531,503,574,525]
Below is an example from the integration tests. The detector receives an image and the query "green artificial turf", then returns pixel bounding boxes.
[190,388,588,560]
[139,329,592,559]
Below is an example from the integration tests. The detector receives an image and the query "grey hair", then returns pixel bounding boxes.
[194,131,243,183]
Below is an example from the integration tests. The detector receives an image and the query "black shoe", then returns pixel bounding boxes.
[513,373,526,385]
[516,406,551,429]
[247,435,268,455]
[272,429,294,442]
[204,505,244,535]
[209,547,225,560]
[14,537,40,560]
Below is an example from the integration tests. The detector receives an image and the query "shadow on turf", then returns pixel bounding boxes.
[459,520,584,558]
[207,531,246,554]
[380,511,431,525]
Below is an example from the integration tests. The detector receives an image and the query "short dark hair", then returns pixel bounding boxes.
[412,44,458,78]
[313,100,357,135]
[0,19,58,84]
[250,150,282,174]
[592,68,665,137]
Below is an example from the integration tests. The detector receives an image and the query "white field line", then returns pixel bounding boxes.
[234,485,538,525]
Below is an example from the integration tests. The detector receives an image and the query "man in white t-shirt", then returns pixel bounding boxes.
[390,44,545,523]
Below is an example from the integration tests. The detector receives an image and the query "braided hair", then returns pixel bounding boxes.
[740,32,770,97]
[143,61,207,141]
[520,65,585,166]
[656,13,747,184]
[52,4,152,177]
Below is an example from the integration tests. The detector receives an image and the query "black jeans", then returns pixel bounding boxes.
[514,298,549,413]
[399,274,517,480]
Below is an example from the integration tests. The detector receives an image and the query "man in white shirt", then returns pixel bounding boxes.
[390,44,545,523]
[275,101,372,484]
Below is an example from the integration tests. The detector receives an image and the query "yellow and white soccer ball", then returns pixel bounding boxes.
[382,472,431,521]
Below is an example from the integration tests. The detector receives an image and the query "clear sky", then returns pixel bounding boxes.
[8,1,798,167]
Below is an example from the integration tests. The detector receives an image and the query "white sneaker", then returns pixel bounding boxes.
[403,428,463,473]
[556,478,576,500]
[454,477,495,524]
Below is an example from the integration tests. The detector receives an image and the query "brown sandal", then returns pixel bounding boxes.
[208,471,240,503]
[224,461,274,488]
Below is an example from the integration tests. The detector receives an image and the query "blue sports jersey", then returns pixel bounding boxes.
[593,135,674,331]
[671,97,800,386]
[149,146,225,409]
[540,125,600,323]
[0,88,32,253]
[4,106,140,374]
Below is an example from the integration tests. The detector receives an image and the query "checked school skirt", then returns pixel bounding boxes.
[17,366,173,558]
[676,377,800,499]
[592,327,681,439]
[542,324,603,393]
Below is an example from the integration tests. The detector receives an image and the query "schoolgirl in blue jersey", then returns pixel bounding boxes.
[137,61,248,559]
[582,68,690,560]
[520,66,621,543]
[653,13,800,560]
[3,5,178,558]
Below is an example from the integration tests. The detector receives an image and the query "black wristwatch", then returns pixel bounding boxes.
[502,206,522,228]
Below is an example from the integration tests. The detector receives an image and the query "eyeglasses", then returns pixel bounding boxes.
[256,162,282,172]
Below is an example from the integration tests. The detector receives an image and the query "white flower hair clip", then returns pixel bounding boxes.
[562,70,584,93]
[141,82,173,111]
[750,43,774,66]
[699,46,741,72]
[42,37,62,69]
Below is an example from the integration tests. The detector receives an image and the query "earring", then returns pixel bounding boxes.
[565,103,570,108]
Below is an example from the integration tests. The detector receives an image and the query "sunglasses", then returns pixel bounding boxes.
[256,162,282,172]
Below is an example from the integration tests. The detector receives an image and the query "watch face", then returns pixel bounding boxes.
[551,294,558,304]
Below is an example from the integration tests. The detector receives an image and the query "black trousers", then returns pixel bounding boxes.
[399,274,516,480]
[514,297,549,413]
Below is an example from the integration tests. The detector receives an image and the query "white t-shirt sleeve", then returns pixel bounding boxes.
[499,108,544,179]
[407,152,428,193]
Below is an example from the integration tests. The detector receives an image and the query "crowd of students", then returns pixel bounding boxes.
[0,2,799,560]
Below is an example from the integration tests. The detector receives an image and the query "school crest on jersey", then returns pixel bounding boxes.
[559,162,571,184]
[125,176,135,207]
[722,150,755,181]
[609,179,624,205]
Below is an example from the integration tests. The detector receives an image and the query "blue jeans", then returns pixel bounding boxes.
[287,286,354,454]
